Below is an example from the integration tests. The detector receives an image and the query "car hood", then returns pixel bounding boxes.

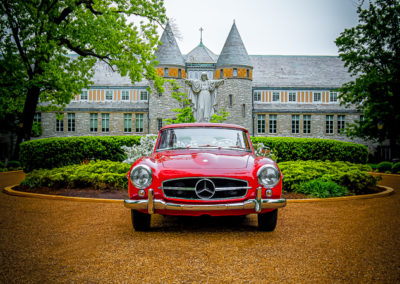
[156,151,251,169]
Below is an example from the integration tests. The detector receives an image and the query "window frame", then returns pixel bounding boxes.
[80,90,88,101]
[101,113,110,132]
[135,113,144,133]
[326,115,334,134]
[121,90,130,101]
[291,115,300,134]
[303,115,311,134]
[269,114,277,134]
[257,114,266,134]
[272,92,280,103]
[67,113,75,132]
[90,113,98,132]
[56,114,64,132]
[288,92,297,103]
[329,92,339,103]
[105,90,113,101]
[123,113,132,133]
[313,92,322,102]
[139,90,148,101]
[253,91,262,102]
[337,115,346,134]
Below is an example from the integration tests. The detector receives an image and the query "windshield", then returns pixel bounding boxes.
[157,127,251,151]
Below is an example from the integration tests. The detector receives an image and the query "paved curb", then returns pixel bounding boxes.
[3,185,394,204]
[3,185,123,204]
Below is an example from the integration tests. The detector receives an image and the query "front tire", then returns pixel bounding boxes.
[258,209,278,231]
[131,210,151,231]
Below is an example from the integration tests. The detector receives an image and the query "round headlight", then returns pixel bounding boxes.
[257,164,280,188]
[130,165,152,189]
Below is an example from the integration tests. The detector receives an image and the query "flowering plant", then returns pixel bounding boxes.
[253,142,278,161]
[121,135,157,164]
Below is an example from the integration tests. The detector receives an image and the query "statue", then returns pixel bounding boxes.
[185,72,224,122]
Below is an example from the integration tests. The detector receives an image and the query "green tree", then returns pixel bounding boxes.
[335,0,400,158]
[164,80,229,125]
[0,0,167,158]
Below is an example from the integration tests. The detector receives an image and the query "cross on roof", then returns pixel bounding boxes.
[199,27,203,44]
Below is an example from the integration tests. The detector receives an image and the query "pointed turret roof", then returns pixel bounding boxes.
[185,42,218,64]
[216,22,252,68]
[154,22,185,67]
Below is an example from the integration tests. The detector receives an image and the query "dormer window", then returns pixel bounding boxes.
[164,68,169,77]
[233,68,238,77]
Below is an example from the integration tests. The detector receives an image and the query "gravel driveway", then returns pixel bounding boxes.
[0,171,399,283]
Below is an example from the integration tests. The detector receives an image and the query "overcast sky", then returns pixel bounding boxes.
[162,0,361,56]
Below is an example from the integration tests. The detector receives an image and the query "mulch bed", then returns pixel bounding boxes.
[12,185,385,200]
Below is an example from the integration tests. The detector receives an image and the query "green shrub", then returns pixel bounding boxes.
[20,160,131,190]
[20,136,142,172]
[0,168,7,172]
[392,162,400,174]
[7,161,21,169]
[278,160,377,195]
[296,179,349,198]
[0,161,5,168]
[377,161,393,172]
[251,137,368,163]
[368,163,378,170]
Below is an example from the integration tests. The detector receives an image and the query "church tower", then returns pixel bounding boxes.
[215,22,253,132]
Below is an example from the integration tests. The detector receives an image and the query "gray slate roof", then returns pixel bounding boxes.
[185,43,218,64]
[216,22,252,68]
[154,22,185,67]
[251,55,353,88]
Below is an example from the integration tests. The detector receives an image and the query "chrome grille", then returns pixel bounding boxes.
[161,177,250,200]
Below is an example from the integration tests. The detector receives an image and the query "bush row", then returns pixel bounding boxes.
[21,160,131,190]
[19,135,369,172]
[0,161,22,172]
[19,136,142,172]
[252,137,368,164]
[20,160,377,198]
[278,160,377,195]
[368,161,400,173]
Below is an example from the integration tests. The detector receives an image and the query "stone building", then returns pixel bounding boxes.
[37,22,368,148]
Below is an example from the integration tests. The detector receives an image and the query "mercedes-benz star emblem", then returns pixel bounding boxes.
[195,178,216,199]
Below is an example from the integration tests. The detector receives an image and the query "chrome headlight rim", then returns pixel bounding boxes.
[257,164,280,188]
[130,165,153,189]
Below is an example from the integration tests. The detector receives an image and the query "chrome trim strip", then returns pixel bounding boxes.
[162,186,196,191]
[124,196,286,212]
[215,186,252,191]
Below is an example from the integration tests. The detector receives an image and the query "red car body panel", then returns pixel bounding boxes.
[126,123,282,217]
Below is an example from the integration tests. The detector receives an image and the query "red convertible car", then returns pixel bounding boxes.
[124,123,286,231]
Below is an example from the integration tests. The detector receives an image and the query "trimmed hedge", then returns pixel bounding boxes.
[20,135,369,172]
[251,137,368,164]
[21,160,131,190]
[20,136,142,172]
[278,160,377,194]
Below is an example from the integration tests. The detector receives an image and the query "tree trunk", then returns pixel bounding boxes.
[12,85,41,160]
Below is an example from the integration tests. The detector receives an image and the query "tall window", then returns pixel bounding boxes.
[288,92,296,102]
[272,92,280,102]
[67,113,75,132]
[164,68,169,77]
[269,115,277,134]
[105,90,113,101]
[140,91,148,101]
[313,92,322,102]
[242,104,246,117]
[178,69,182,78]
[233,68,238,77]
[326,115,334,134]
[229,94,233,108]
[257,114,266,133]
[291,115,300,133]
[253,91,261,102]
[330,92,338,103]
[80,91,88,100]
[246,69,249,78]
[56,114,63,132]
[157,118,163,131]
[135,113,144,133]
[124,113,132,133]
[121,90,129,101]
[220,69,223,79]
[338,115,346,133]
[90,113,98,132]
[34,113,41,123]
[102,113,109,132]
[303,115,311,134]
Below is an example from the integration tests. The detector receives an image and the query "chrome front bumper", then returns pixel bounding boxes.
[124,188,286,214]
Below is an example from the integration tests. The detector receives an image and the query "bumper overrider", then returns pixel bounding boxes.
[124,187,286,214]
